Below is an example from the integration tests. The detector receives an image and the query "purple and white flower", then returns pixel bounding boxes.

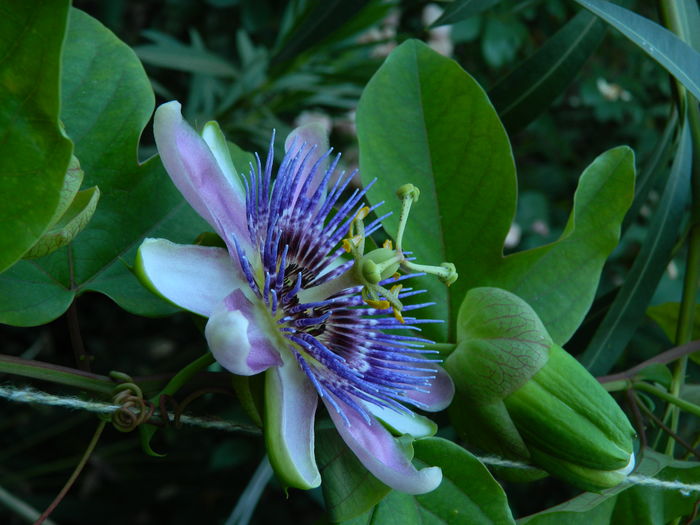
[136,101,454,494]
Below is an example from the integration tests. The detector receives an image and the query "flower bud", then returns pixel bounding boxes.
[446,287,636,491]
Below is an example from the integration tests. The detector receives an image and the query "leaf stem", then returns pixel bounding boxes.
[633,381,700,419]
[66,300,91,372]
[139,352,216,455]
[35,420,106,525]
[597,339,700,384]
[149,352,216,401]
[0,355,114,395]
[633,392,700,460]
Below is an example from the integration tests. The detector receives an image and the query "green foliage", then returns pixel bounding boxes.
[1,1,699,523]
[0,8,208,326]
[579,124,690,374]
[343,438,515,525]
[574,0,700,100]
[489,10,606,133]
[356,39,516,341]
[448,287,551,404]
[0,0,73,273]
[518,451,700,524]
[431,0,504,28]
[358,40,635,345]
[317,425,392,522]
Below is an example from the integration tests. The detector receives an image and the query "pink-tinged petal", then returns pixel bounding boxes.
[135,238,243,317]
[205,289,282,375]
[264,353,321,489]
[153,101,252,250]
[405,364,455,412]
[324,397,442,494]
[285,122,329,203]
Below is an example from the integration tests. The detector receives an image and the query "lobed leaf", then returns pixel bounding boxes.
[357,40,635,345]
[0,0,73,273]
[579,124,691,374]
[0,8,208,326]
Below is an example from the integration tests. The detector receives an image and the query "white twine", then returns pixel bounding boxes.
[478,455,700,495]
[1,385,699,495]
[0,384,259,434]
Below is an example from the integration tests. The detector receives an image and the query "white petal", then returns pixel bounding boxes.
[135,238,243,317]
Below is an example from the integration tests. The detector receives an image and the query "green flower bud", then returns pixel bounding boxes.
[446,287,636,491]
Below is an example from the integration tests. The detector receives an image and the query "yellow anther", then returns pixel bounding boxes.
[382,239,393,250]
[389,284,403,296]
[355,206,370,221]
[365,298,390,310]
[392,272,401,280]
[392,307,405,324]
[342,235,363,253]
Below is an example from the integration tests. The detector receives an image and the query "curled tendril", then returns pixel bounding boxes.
[107,371,154,432]
[106,372,239,433]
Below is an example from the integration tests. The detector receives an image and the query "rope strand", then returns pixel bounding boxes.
[0,384,259,434]
[1,384,698,495]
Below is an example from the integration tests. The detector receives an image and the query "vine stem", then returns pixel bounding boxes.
[633,381,700,419]
[657,0,700,458]
[34,420,106,525]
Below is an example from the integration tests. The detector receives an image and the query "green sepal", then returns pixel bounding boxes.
[49,155,84,226]
[505,345,635,473]
[23,185,100,259]
[528,445,631,493]
[138,424,166,458]
[449,392,530,461]
[447,287,552,403]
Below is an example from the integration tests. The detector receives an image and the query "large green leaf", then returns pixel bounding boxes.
[0,9,207,326]
[580,124,691,374]
[357,40,635,345]
[518,451,700,524]
[356,39,516,342]
[574,0,700,100]
[343,438,515,525]
[489,10,606,133]
[0,0,73,272]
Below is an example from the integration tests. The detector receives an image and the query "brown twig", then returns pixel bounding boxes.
[66,300,91,373]
[634,393,700,460]
[34,420,106,525]
[597,340,700,384]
